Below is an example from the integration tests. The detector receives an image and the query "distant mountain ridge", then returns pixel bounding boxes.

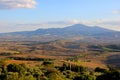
[0,24,120,42]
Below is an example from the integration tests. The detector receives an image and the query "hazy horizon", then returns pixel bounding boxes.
[1,0,120,32]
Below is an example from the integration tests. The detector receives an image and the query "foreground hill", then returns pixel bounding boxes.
[0,24,120,42]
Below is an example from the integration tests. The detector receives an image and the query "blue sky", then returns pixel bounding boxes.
[0,0,120,32]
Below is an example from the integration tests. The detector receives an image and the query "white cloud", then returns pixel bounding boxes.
[112,10,120,14]
[0,0,36,9]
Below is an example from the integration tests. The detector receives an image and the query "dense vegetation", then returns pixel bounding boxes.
[0,61,120,80]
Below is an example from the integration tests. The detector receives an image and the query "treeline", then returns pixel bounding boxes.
[88,44,120,52]
[8,57,54,61]
[0,61,120,80]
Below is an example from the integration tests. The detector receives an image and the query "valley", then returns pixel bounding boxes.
[0,40,120,69]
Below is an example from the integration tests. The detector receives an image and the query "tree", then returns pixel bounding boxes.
[96,68,120,80]
[7,64,26,76]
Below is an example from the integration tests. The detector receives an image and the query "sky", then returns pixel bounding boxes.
[0,0,120,33]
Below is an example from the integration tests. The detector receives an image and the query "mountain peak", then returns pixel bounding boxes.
[66,24,90,28]
[0,24,119,41]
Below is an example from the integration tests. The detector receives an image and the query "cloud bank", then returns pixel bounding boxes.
[112,10,120,14]
[0,0,36,9]
[76,17,120,31]
[1,17,120,33]
[0,20,79,33]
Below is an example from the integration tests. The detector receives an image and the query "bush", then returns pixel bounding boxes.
[73,74,96,80]
[6,72,19,80]
[42,61,54,67]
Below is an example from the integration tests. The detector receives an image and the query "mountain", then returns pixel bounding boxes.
[0,24,120,42]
